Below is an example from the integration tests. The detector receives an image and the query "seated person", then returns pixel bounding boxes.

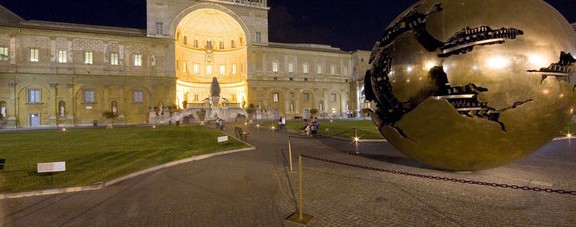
[309,117,319,136]
[277,116,286,130]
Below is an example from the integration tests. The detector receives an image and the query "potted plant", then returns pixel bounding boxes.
[361,108,372,120]
[102,111,118,129]
[245,103,256,123]
[196,108,206,125]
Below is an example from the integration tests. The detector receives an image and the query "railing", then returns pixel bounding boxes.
[199,0,267,8]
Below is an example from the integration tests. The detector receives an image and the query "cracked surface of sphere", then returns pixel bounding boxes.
[365,0,576,171]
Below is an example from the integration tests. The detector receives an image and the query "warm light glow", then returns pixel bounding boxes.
[418,77,423,81]
[62,128,66,132]
[571,108,574,114]
[256,124,260,127]
[542,89,550,95]
[406,79,411,83]
[528,54,547,67]
[354,137,360,142]
[559,93,564,98]
[472,65,479,71]
[486,56,510,69]
[244,122,248,125]
[567,133,572,138]
[153,125,156,129]
[424,61,437,70]
[406,66,413,73]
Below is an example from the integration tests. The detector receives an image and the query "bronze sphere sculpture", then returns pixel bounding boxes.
[365,0,576,171]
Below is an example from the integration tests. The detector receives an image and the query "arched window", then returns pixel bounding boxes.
[111,101,118,114]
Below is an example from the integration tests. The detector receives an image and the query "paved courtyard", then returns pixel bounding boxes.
[1,123,575,226]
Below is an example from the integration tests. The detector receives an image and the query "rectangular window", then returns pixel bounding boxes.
[272,62,278,73]
[331,65,336,75]
[206,41,213,49]
[183,62,188,73]
[30,48,39,62]
[84,51,93,64]
[231,64,237,75]
[193,39,198,48]
[57,50,67,63]
[183,36,188,45]
[84,90,95,103]
[256,32,261,43]
[231,40,236,48]
[273,92,279,102]
[219,41,224,49]
[331,93,337,102]
[288,63,294,73]
[110,53,119,65]
[304,93,310,102]
[193,64,199,75]
[219,64,226,76]
[134,54,142,66]
[303,63,309,74]
[206,65,213,76]
[0,46,8,61]
[317,65,322,74]
[194,94,199,102]
[28,89,41,103]
[155,22,164,35]
[133,91,144,103]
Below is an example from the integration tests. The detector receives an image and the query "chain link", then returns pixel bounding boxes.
[300,154,576,196]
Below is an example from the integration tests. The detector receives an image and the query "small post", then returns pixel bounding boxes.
[288,137,294,172]
[287,155,313,224]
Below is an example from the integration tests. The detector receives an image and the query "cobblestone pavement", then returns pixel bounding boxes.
[1,123,575,226]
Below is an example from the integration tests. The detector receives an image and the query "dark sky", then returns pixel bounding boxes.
[1,0,575,51]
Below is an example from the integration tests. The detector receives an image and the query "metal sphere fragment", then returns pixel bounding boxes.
[365,0,576,171]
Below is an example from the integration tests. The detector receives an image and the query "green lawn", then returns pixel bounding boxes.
[0,126,249,193]
[263,119,385,140]
[264,119,576,140]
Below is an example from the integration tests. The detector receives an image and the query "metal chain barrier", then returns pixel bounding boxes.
[300,154,576,196]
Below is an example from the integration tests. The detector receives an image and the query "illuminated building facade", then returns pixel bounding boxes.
[0,0,370,128]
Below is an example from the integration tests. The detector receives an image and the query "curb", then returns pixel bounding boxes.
[0,147,255,200]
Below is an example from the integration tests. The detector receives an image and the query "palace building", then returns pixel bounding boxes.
[0,0,370,128]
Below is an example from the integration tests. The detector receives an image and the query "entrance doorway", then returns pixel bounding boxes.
[29,113,39,128]
[304,108,310,120]
[273,109,279,120]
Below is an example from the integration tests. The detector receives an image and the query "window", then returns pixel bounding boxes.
[183,36,188,45]
[344,67,349,76]
[30,48,39,62]
[303,63,309,74]
[304,93,310,102]
[183,62,188,73]
[134,54,142,66]
[193,64,199,75]
[206,65,213,76]
[206,41,213,49]
[219,41,224,49]
[219,64,226,76]
[133,91,144,103]
[57,50,67,63]
[288,63,294,73]
[331,65,336,75]
[231,64,237,75]
[272,62,279,73]
[256,32,261,43]
[317,65,322,74]
[0,46,8,60]
[84,51,93,64]
[273,92,279,102]
[331,93,337,102]
[28,89,41,103]
[84,90,95,103]
[155,22,163,35]
[110,53,119,65]
[193,39,198,48]
[231,40,236,48]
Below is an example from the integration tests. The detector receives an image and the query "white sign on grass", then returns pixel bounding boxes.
[218,136,229,143]
[37,162,66,173]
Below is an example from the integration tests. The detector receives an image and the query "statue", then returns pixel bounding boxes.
[59,104,65,117]
[0,106,5,118]
[210,77,221,106]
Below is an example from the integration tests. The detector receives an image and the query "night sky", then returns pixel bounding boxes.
[1,0,575,51]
